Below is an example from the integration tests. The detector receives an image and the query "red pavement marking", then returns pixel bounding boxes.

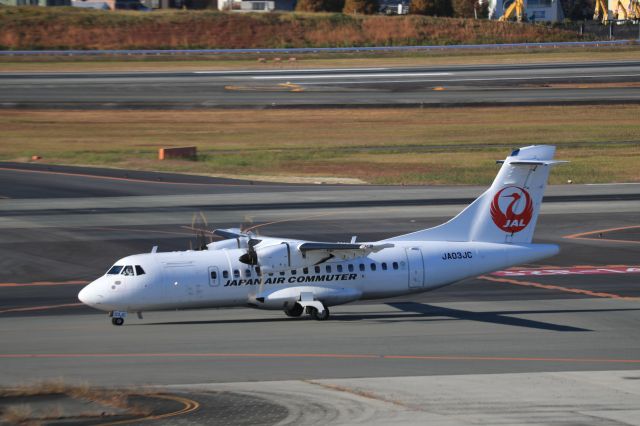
[0,303,84,314]
[479,275,639,301]
[0,280,88,288]
[492,266,640,277]
[564,225,640,244]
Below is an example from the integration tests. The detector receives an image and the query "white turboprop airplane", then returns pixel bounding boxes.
[79,145,564,326]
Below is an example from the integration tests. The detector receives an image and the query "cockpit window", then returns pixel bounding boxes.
[107,265,123,275]
[135,265,145,275]
[122,265,134,276]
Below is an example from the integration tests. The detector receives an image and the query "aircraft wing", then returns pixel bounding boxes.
[298,242,394,258]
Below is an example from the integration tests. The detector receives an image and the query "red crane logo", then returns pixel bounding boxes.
[490,186,533,233]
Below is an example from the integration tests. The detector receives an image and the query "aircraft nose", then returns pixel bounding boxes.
[78,282,102,307]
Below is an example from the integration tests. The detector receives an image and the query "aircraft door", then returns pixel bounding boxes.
[163,264,200,303]
[208,266,220,287]
[406,247,424,288]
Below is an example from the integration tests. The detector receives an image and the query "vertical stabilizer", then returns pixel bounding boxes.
[387,145,564,244]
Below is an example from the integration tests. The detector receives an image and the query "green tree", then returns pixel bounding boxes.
[296,0,345,11]
[452,0,476,17]
[342,0,379,14]
[323,0,346,11]
[295,0,326,11]
[409,0,437,14]
[410,0,452,15]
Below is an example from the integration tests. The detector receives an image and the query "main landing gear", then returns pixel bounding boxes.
[284,303,304,318]
[309,306,330,321]
[284,302,330,321]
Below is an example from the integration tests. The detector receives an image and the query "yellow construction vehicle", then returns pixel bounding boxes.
[629,0,640,18]
[615,0,629,18]
[499,0,525,22]
[593,0,609,22]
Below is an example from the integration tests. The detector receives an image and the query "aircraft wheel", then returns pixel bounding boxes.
[111,317,124,326]
[285,303,304,318]
[311,306,330,321]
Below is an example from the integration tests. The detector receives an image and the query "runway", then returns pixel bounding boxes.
[2,60,640,108]
[0,163,638,424]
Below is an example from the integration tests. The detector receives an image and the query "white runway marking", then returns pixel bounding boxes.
[193,68,388,75]
[294,73,640,85]
[253,72,453,80]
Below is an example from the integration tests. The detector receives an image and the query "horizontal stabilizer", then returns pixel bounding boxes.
[496,160,568,166]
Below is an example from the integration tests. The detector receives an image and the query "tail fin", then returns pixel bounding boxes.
[388,145,564,244]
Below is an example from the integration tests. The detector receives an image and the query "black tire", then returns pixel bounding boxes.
[311,306,330,321]
[285,303,304,318]
[112,317,124,326]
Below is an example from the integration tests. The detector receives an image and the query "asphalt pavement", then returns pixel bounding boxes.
[1,163,639,424]
[2,61,640,108]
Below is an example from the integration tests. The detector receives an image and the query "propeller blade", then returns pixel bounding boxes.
[213,229,245,239]
[238,238,261,265]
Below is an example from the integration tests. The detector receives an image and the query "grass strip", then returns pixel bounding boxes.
[2,46,640,73]
[1,106,638,185]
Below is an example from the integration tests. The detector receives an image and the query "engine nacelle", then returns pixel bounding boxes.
[253,285,363,309]
[255,242,327,275]
[207,237,249,251]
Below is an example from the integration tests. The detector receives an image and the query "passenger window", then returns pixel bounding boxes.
[303,267,309,275]
[392,262,399,270]
[135,265,145,275]
[245,269,251,278]
[233,270,240,278]
[107,265,123,275]
[337,265,343,273]
[348,264,354,272]
[326,265,331,273]
[279,271,285,276]
[370,263,376,271]
[122,265,134,276]
[315,266,321,273]
[359,264,365,272]
[381,263,387,271]
[223,270,229,279]
[291,269,297,275]
[210,271,217,280]
[255,266,261,275]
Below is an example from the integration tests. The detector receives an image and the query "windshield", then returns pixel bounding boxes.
[107,265,123,275]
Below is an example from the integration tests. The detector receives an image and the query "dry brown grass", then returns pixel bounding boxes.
[0,378,71,397]
[0,404,36,426]
[1,106,638,185]
[0,380,154,424]
[1,47,639,73]
[0,8,585,50]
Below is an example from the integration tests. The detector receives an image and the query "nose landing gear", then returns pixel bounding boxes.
[109,311,127,326]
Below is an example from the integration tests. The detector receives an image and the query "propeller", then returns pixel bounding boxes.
[238,238,260,265]
[185,212,212,251]
[212,226,265,302]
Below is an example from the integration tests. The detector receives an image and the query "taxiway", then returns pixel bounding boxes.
[0,163,638,425]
